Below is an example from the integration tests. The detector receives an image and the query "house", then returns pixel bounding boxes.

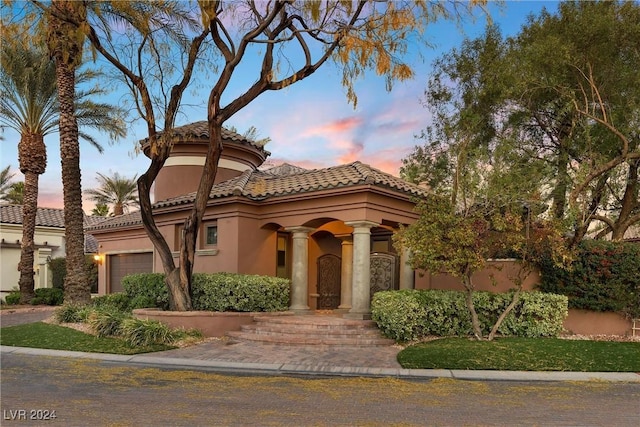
[88,122,428,319]
[0,205,100,299]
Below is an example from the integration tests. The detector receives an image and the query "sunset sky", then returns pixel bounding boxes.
[1,1,558,212]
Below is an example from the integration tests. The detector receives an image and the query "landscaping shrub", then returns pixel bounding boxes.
[31,288,64,306]
[191,272,290,312]
[91,293,131,312]
[119,318,178,346]
[4,290,21,305]
[119,272,290,312]
[49,257,66,290]
[122,273,169,310]
[48,255,98,293]
[537,240,640,318]
[55,304,92,323]
[88,306,128,337]
[371,289,568,342]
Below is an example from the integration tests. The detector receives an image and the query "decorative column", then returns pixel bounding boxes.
[285,226,314,314]
[399,247,415,290]
[336,234,353,313]
[344,220,378,320]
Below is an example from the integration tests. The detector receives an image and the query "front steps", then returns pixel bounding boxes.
[226,314,395,347]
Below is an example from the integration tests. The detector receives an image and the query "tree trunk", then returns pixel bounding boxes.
[172,122,224,310]
[551,144,570,220]
[48,0,91,305]
[17,131,47,304]
[18,172,39,304]
[462,273,483,340]
[611,159,639,240]
[487,288,521,341]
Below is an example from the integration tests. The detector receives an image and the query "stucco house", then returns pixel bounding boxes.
[0,205,100,299]
[88,122,428,319]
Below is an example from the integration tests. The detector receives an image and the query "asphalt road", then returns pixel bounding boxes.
[2,353,639,427]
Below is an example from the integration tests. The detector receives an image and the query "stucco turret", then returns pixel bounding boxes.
[141,121,270,201]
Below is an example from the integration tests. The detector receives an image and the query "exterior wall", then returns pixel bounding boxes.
[563,309,633,336]
[415,260,540,292]
[95,228,154,295]
[0,224,66,300]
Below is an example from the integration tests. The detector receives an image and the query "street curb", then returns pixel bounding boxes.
[2,345,639,382]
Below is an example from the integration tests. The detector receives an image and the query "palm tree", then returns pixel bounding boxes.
[1,33,126,304]
[91,202,110,217]
[86,173,139,216]
[0,166,15,199]
[2,182,25,205]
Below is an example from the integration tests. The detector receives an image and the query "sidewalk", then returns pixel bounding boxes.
[1,307,639,383]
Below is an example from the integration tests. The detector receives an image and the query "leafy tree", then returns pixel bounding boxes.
[0,27,126,304]
[403,1,640,245]
[82,0,487,311]
[395,192,570,341]
[2,182,24,204]
[85,172,139,216]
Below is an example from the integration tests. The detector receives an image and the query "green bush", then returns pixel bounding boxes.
[119,318,179,346]
[31,288,64,306]
[55,304,92,323]
[192,273,290,312]
[48,255,99,293]
[371,289,568,342]
[49,257,66,290]
[88,306,128,337]
[121,272,290,312]
[92,293,131,312]
[4,290,21,305]
[538,240,640,318]
[122,273,169,310]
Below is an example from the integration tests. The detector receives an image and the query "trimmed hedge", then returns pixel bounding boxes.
[537,240,640,319]
[371,289,568,342]
[32,288,64,306]
[120,272,290,312]
[3,288,63,306]
[122,273,169,310]
[191,273,289,312]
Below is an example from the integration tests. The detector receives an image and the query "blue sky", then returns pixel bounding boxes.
[0,1,559,212]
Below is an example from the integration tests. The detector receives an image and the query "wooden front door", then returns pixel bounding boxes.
[317,254,341,309]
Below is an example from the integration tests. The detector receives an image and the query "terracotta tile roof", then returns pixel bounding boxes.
[1,205,67,228]
[142,121,270,155]
[0,204,104,253]
[88,162,427,231]
[87,210,142,231]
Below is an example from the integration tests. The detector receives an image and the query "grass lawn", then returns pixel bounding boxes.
[398,337,640,372]
[0,322,175,355]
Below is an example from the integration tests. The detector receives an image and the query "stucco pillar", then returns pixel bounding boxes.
[285,226,314,314]
[336,235,353,312]
[399,247,415,290]
[344,221,378,320]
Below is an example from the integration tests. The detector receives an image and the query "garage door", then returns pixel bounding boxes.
[108,252,153,293]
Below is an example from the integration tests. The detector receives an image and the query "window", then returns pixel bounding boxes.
[276,233,288,278]
[205,225,218,246]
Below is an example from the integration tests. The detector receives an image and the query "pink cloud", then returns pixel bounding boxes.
[302,116,363,138]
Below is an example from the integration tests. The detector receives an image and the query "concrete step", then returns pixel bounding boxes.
[226,331,395,346]
[226,314,395,347]
[239,324,386,338]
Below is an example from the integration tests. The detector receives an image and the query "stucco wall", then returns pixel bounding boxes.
[415,260,540,292]
[0,224,66,299]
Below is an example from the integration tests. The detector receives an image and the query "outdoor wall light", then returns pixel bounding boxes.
[93,254,103,265]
